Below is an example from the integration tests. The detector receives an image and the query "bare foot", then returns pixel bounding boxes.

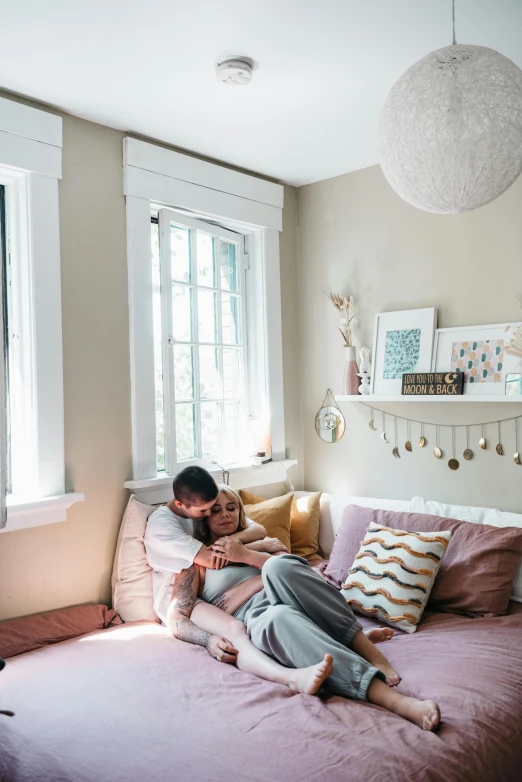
[365,627,394,644]
[288,654,334,695]
[364,644,401,687]
[403,699,441,731]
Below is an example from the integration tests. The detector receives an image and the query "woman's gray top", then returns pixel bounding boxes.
[200,565,260,607]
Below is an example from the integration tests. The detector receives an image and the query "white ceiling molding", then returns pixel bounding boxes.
[123,138,283,231]
[0,97,62,178]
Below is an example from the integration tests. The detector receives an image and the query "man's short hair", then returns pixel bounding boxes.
[172,466,218,507]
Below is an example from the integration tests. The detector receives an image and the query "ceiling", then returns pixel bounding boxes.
[1,0,522,186]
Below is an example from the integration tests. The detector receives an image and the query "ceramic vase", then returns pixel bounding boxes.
[343,346,360,395]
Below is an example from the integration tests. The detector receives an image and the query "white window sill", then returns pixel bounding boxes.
[124,459,297,505]
[1,493,85,533]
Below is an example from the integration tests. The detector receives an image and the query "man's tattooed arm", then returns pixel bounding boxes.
[167,566,212,649]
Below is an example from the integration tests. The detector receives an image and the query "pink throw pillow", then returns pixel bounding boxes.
[0,604,122,659]
[323,505,522,617]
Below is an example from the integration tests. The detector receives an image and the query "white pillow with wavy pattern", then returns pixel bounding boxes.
[341,521,451,633]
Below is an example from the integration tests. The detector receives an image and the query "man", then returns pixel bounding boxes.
[144,466,269,624]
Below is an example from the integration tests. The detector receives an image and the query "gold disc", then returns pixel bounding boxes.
[419,436,426,447]
[496,443,504,456]
[448,458,460,470]
[405,440,412,452]
[514,452,522,466]
[479,437,487,450]
[381,432,389,444]
[433,447,442,459]
[392,447,400,458]
[463,448,474,461]
[369,420,377,431]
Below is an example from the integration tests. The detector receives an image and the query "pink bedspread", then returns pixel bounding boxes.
[1,605,522,782]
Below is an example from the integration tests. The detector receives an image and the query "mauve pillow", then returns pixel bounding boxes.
[322,505,522,617]
[0,604,122,659]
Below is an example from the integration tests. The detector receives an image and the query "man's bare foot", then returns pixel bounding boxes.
[288,654,334,696]
[365,627,394,643]
[403,698,441,731]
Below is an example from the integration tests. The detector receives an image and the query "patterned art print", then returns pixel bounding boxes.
[451,339,504,383]
[383,328,421,380]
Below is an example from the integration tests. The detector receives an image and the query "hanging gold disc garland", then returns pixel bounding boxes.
[364,406,522,469]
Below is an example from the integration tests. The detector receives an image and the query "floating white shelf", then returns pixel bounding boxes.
[335,395,522,403]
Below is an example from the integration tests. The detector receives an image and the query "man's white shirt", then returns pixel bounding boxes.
[144,505,252,624]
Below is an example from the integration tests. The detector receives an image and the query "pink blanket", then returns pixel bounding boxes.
[1,605,522,782]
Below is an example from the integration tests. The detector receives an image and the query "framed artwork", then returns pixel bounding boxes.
[370,307,437,395]
[432,322,522,395]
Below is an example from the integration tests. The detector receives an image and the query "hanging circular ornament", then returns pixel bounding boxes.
[515,453,522,465]
[314,389,345,443]
[405,421,412,451]
[392,447,400,458]
[496,422,503,455]
[433,447,443,459]
[448,427,459,469]
[463,427,473,460]
[419,423,426,447]
[479,425,487,449]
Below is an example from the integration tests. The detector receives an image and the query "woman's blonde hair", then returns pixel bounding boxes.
[192,485,247,545]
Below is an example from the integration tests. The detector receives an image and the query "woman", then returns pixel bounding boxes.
[169,487,441,731]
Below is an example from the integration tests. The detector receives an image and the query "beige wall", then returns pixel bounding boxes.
[0,93,301,620]
[298,164,522,512]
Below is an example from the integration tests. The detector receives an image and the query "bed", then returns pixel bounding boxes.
[1,602,522,782]
[2,493,522,782]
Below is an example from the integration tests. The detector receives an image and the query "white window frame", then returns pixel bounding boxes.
[0,97,84,532]
[157,209,249,473]
[123,137,294,503]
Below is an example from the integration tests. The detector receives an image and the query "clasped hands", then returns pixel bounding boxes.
[209,536,288,569]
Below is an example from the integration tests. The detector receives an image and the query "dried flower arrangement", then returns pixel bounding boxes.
[505,324,522,361]
[326,292,355,347]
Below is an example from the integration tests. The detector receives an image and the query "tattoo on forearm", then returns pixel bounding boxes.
[168,566,211,650]
[171,615,212,649]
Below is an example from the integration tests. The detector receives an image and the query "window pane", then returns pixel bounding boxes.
[170,224,191,283]
[197,233,216,287]
[201,401,221,456]
[223,348,241,398]
[172,285,193,342]
[223,401,241,461]
[174,345,195,400]
[175,404,196,461]
[151,220,165,472]
[199,346,221,399]
[221,294,240,345]
[198,290,218,343]
[220,240,238,292]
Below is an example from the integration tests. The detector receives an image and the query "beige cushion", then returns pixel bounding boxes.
[341,521,451,633]
[241,490,322,560]
[240,491,293,552]
[111,495,159,623]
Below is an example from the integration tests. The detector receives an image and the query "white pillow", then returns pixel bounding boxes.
[111,495,159,622]
[411,497,522,603]
[341,521,451,633]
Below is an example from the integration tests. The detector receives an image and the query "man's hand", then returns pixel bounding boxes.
[211,537,246,563]
[247,537,288,554]
[205,635,238,664]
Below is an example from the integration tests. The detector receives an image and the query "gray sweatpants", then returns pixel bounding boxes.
[235,554,384,701]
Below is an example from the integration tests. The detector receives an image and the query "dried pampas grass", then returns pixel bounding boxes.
[326,291,355,347]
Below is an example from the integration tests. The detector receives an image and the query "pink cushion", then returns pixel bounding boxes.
[0,604,122,659]
[322,505,522,617]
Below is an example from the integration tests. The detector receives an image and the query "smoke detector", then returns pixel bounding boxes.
[216,56,255,86]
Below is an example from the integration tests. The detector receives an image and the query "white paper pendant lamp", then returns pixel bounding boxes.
[379,43,522,214]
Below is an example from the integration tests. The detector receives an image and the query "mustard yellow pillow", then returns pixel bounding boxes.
[240,491,322,561]
[241,492,293,553]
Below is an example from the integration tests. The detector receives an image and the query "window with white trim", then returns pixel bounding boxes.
[0,96,83,532]
[152,209,249,474]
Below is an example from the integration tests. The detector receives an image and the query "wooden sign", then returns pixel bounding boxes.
[401,372,464,396]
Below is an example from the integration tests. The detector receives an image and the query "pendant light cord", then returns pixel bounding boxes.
[452,0,457,45]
